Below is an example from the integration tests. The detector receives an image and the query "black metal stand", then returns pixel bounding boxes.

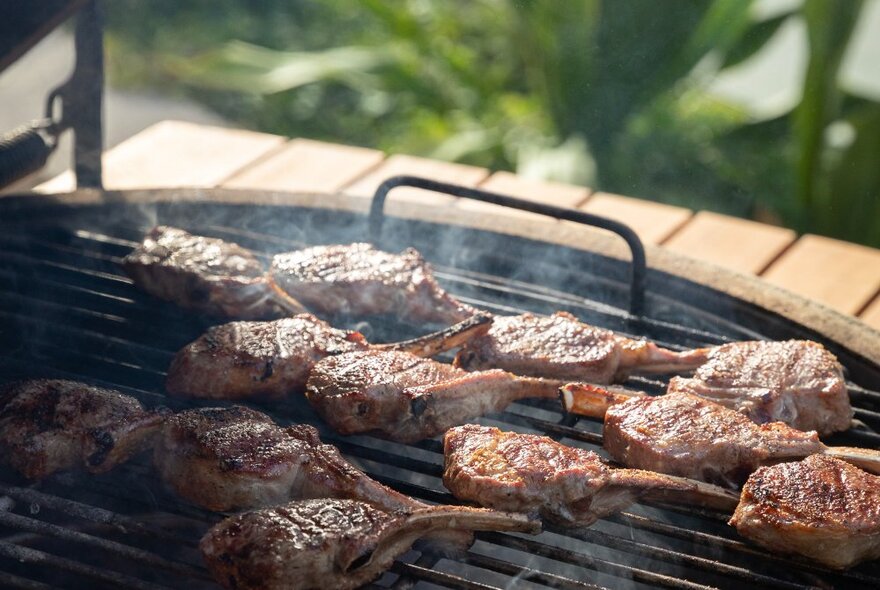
[368,175,647,316]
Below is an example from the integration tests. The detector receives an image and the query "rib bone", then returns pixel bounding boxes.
[443,424,738,527]
[561,383,880,487]
[200,498,539,590]
[166,312,491,400]
[306,349,565,442]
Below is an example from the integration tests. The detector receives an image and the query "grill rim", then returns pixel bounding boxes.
[2,186,878,367]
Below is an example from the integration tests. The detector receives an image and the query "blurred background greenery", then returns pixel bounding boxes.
[104,0,880,247]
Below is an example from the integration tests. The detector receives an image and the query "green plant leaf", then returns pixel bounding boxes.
[167,41,397,94]
[720,13,790,69]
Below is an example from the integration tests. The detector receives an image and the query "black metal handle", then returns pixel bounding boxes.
[368,175,647,316]
[0,123,55,189]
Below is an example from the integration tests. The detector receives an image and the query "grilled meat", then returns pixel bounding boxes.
[443,424,738,527]
[603,392,825,487]
[270,242,479,325]
[561,384,880,487]
[0,379,168,479]
[305,349,564,443]
[165,312,491,400]
[667,340,851,436]
[122,226,302,319]
[731,455,880,569]
[155,406,472,554]
[454,312,707,382]
[156,406,425,513]
[200,498,538,590]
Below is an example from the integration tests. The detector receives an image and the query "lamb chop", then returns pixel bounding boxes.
[0,379,168,480]
[560,385,880,488]
[667,339,851,436]
[443,424,738,528]
[453,312,708,382]
[270,242,480,325]
[165,312,491,400]
[122,226,305,319]
[305,349,566,443]
[731,455,880,569]
[154,405,473,554]
[200,498,538,590]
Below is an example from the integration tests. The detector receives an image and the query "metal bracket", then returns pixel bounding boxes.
[368,175,647,316]
[45,0,104,189]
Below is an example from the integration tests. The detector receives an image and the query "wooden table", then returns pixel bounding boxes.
[35,119,880,331]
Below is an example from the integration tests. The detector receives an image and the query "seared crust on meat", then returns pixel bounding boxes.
[668,340,851,436]
[165,315,368,399]
[200,498,538,590]
[0,379,168,479]
[454,312,622,381]
[443,424,737,526]
[200,499,397,590]
[731,455,880,569]
[154,406,422,513]
[604,393,823,487]
[122,226,286,319]
[270,243,477,324]
[454,312,706,382]
[306,350,561,442]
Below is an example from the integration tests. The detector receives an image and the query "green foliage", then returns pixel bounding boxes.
[103,0,880,247]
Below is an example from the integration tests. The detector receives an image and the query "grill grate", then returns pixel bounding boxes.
[1,203,880,589]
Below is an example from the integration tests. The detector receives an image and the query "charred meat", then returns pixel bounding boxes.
[122,226,302,319]
[155,406,425,513]
[200,498,538,590]
[668,340,851,436]
[306,349,564,443]
[270,242,479,325]
[561,385,880,487]
[731,455,880,569]
[0,379,167,479]
[443,424,738,527]
[165,312,491,400]
[603,392,825,487]
[454,312,707,382]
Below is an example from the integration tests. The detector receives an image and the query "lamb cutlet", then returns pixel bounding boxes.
[668,339,851,436]
[165,312,491,400]
[731,455,880,569]
[305,349,566,443]
[200,498,539,590]
[270,242,479,325]
[155,406,473,555]
[0,379,168,480]
[443,424,738,527]
[156,406,430,513]
[122,226,303,319]
[561,385,880,487]
[454,312,708,382]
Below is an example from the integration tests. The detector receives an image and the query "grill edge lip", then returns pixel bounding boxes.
[3,186,878,368]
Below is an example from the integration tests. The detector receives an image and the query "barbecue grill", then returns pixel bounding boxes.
[4,3,880,590]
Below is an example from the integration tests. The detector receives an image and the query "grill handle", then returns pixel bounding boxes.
[0,122,56,189]
[369,175,647,316]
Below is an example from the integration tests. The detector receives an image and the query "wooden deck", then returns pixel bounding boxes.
[35,120,880,331]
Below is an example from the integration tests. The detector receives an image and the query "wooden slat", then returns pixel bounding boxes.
[861,296,880,331]
[456,171,590,222]
[580,192,692,245]
[662,211,796,275]
[35,120,284,192]
[223,138,384,193]
[340,154,488,206]
[761,234,880,315]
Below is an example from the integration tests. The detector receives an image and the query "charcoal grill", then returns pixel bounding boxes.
[2,179,880,590]
[4,2,880,588]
